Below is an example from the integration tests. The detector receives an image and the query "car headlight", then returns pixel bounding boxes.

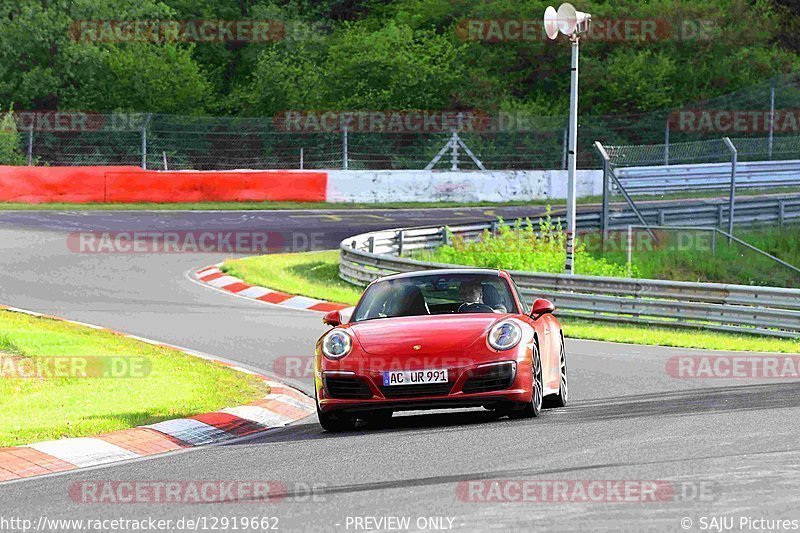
[322,329,353,359]
[487,321,522,351]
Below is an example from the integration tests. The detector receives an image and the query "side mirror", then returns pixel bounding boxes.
[323,310,342,327]
[530,298,555,318]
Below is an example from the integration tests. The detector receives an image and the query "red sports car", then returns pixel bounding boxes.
[314,268,568,431]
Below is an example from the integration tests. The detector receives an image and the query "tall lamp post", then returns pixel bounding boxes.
[545,3,591,274]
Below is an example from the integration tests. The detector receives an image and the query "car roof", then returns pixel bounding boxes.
[375,268,503,283]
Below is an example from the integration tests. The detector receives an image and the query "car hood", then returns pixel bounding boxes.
[348,314,503,356]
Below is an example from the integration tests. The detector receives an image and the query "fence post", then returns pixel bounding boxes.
[141,113,152,170]
[722,137,738,242]
[768,81,775,160]
[300,148,304,170]
[664,117,670,166]
[450,131,459,171]
[594,141,611,248]
[27,123,33,166]
[342,123,349,170]
[626,225,633,277]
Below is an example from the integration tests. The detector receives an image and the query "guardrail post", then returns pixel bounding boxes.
[658,209,666,226]
[490,220,498,236]
[722,137,738,243]
[397,230,404,256]
[442,226,451,246]
[367,236,374,253]
[779,200,786,229]
[711,230,717,255]
[717,205,724,228]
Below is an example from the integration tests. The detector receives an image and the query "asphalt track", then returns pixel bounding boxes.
[0,206,798,533]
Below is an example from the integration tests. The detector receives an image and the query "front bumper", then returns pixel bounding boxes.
[317,360,532,414]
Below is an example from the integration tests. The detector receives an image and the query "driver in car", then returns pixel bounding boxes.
[459,280,483,307]
[458,280,507,313]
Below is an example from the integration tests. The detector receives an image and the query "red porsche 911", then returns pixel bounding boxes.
[314,268,568,431]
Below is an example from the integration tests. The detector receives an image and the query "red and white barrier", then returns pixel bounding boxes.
[0,166,602,204]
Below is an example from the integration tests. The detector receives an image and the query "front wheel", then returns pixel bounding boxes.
[317,404,357,432]
[508,342,543,419]
[544,333,568,409]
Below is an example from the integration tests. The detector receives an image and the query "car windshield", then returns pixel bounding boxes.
[352,273,518,322]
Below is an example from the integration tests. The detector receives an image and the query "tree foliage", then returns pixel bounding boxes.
[0,0,797,117]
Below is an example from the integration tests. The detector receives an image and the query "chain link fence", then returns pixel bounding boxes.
[5,73,800,171]
[604,134,800,168]
[15,113,571,171]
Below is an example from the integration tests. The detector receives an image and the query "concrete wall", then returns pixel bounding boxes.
[326,170,602,203]
[0,166,602,204]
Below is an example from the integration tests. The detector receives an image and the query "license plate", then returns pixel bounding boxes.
[382,369,449,386]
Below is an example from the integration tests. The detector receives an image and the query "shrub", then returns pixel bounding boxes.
[0,106,25,166]
[420,208,635,278]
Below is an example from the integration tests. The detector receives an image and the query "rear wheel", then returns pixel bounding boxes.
[544,333,568,409]
[317,403,357,432]
[509,342,543,419]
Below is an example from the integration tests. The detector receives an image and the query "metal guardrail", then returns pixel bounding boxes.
[600,194,800,230]
[339,200,800,338]
[613,160,800,195]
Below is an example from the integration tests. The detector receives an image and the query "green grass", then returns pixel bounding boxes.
[0,310,269,447]
[221,251,800,354]
[0,187,796,211]
[222,250,364,305]
[593,227,800,287]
